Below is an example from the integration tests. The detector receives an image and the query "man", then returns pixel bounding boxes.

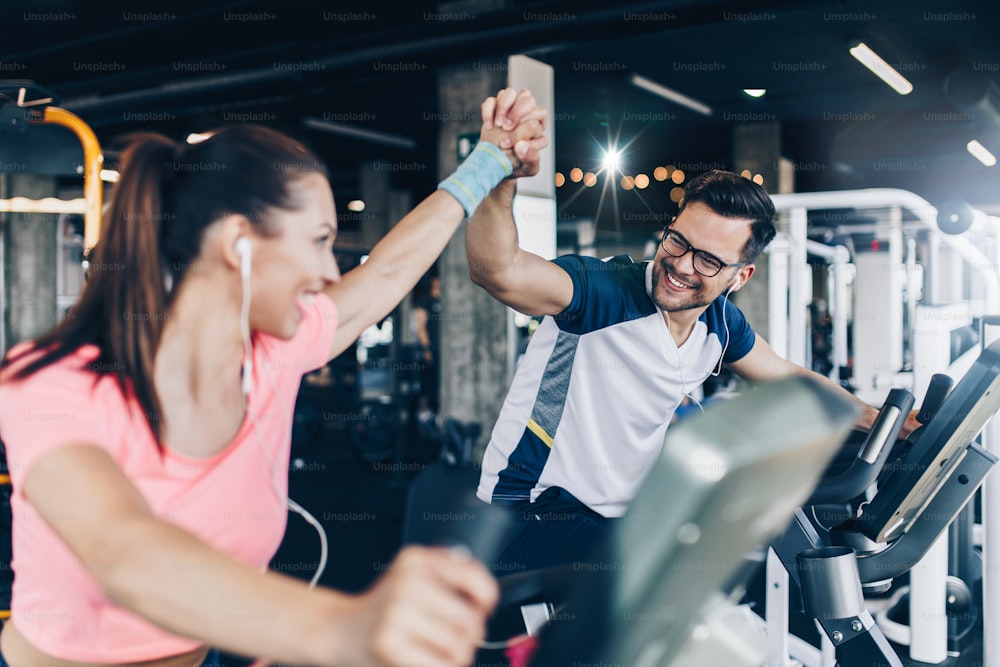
[466,170,919,570]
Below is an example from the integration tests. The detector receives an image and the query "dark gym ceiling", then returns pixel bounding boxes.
[2,0,1000,244]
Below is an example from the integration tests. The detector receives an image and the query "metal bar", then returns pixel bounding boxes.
[981,318,1000,667]
[35,107,103,252]
[766,547,790,667]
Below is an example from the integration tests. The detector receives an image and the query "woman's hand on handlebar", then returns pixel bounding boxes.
[333,545,499,667]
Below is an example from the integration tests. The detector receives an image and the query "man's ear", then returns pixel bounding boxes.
[731,264,756,292]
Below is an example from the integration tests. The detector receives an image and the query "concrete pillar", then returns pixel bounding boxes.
[358,160,393,251]
[732,122,790,343]
[2,173,59,350]
[436,60,507,452]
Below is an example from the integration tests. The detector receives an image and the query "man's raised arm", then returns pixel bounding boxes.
[466,95,574,318]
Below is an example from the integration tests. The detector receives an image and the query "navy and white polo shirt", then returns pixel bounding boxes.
[477,254,757,518]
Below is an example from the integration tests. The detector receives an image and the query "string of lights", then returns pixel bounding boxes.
[555,163,766,204]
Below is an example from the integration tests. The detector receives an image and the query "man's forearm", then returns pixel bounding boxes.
[467,180,518,287]
[793,365,923,437]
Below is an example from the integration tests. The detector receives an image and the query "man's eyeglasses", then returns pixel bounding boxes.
[660,228,746,277]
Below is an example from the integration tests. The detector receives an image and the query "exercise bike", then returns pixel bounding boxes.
[768,339,1000,666]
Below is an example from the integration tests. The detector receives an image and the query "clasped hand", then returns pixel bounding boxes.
[480,88,548,179]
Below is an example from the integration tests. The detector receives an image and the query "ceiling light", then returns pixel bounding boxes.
[186,132,214,144]
[603,148,621,172]
[967,139,997,166]
[99,169,119,183]
[743,89,766,98]
[629,73,713,116]
[848,41,913,95]
[347,199,365,211]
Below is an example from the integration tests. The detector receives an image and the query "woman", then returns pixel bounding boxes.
[0,89,547,667]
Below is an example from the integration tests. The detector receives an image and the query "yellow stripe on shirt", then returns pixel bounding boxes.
[526,418,554,448]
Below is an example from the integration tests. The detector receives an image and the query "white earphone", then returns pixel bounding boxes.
[233,233,330,588]
[235,236,252,278]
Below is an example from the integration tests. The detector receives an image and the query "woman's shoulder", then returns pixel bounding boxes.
[0,342,117,397]
[3,340,99,372]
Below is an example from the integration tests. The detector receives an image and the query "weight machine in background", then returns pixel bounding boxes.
[0,81,104,354]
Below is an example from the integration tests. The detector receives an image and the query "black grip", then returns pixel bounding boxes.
[807,388,914,505]
[431,490,513,566]
[861,388,915,464]
[918,374,954,424]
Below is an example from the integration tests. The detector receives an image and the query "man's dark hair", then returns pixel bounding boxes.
[678,170,777,262]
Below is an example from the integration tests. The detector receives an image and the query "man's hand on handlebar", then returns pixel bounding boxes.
[898,410,922,439]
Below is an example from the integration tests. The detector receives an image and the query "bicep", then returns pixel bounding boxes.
[22,444,154,581]
[475,250,574,317]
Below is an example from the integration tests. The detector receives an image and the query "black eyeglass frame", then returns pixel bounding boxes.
[660,227,747,278]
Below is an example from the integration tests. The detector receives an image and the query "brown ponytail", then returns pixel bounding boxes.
[3,125,327,445]
[4,135,177,440]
